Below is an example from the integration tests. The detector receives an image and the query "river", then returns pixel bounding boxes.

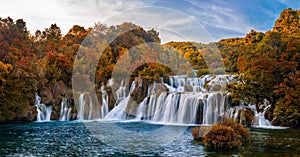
[1,121,299,156]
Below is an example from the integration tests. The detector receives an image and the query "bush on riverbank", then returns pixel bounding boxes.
[203,118,250,150]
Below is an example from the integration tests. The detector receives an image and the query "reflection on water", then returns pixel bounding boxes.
[0,121,299,156]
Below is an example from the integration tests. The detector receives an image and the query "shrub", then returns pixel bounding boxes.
[203,125,241,149]
[203,118,250,150]
[191,126,200,140]
[197,68,210,77]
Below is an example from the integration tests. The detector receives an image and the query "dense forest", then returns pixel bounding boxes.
[0,8,299,127]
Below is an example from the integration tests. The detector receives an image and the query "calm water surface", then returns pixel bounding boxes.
[0,121,299,156]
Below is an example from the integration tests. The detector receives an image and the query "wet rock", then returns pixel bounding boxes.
[271,117,282,126]
[264,104,274,122]
[39,86,54,105]
[38,81,69,120]
[195,99,204,124]
[126,78,168,117]
[150,83,169,94]
[127,78,149,117]
[208,84,222,92]
[53,81,67,99]
[242,108,255,126]
[130,78,149,104]
[68,96,77,120]
[125,96,141,117]
[184,84,193,92]
[227,106,255,126]
[106,88,116,110]
[20,104,37,123]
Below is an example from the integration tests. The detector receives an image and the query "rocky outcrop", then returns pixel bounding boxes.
[126,78,169,117]
[195,99,205,124]
[8,103,37,123]
[271,117,283,126]
[227,106,255,126]
[130,78,149,104]
[38,81,68,120]
[240,108,255,126]
[184,84,193,92]
[264,104,274,122]
[39,86,54,105]
[208,84,222,92]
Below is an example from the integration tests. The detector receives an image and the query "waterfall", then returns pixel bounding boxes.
[59,98,71,121]
[104,97,130,120]
[203,93,227,124]
[128,91,229,124]
[167,75,211,92]
[77,93,94,120]
[162,93,180,123]
[101,86,109,118]
[226,105,250,125]
[176,93,202,124]
[32,73,277,126]
[134,97,148,120]
[101,74,237,125]
[116,79,126,100]
[35,93,52,122]
[129,80,136,92]
[77,93,85,120]
[254,105,272,127]
[144,83,157,120]
[152,92,167,121]
[226,102,273,127]
[77,92,108,121]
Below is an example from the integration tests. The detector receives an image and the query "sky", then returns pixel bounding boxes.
[0,0,299,43]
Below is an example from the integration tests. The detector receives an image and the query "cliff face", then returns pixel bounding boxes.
[39,81,68,120]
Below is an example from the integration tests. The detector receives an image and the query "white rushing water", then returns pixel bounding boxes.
[59,98,71,121]
[35,93,52,122]
[69,74,273,127]
[101,74,238,125]
[77,91,109,121]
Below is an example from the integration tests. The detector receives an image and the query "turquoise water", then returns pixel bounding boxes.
[0,121,299,156]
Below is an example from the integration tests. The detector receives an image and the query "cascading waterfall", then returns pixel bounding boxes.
[59,98,71,121]
[105,97,130,120]
[253,104,272,126]
[176,93,202,124]
[226,101,273,127]
[203,92,227,124]
[35,93,52,122]
[103,75,234,125]
[69,73,273,127]
[134,97,148,120]
[162,93,181,123]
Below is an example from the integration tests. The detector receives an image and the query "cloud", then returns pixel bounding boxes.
[103,7,214,43]
[1,0,293,42]
[185,0,254,35]
[0,0,148,34]
[278,0,300,8]
[1,0,210,43]
[0,0,66,33]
